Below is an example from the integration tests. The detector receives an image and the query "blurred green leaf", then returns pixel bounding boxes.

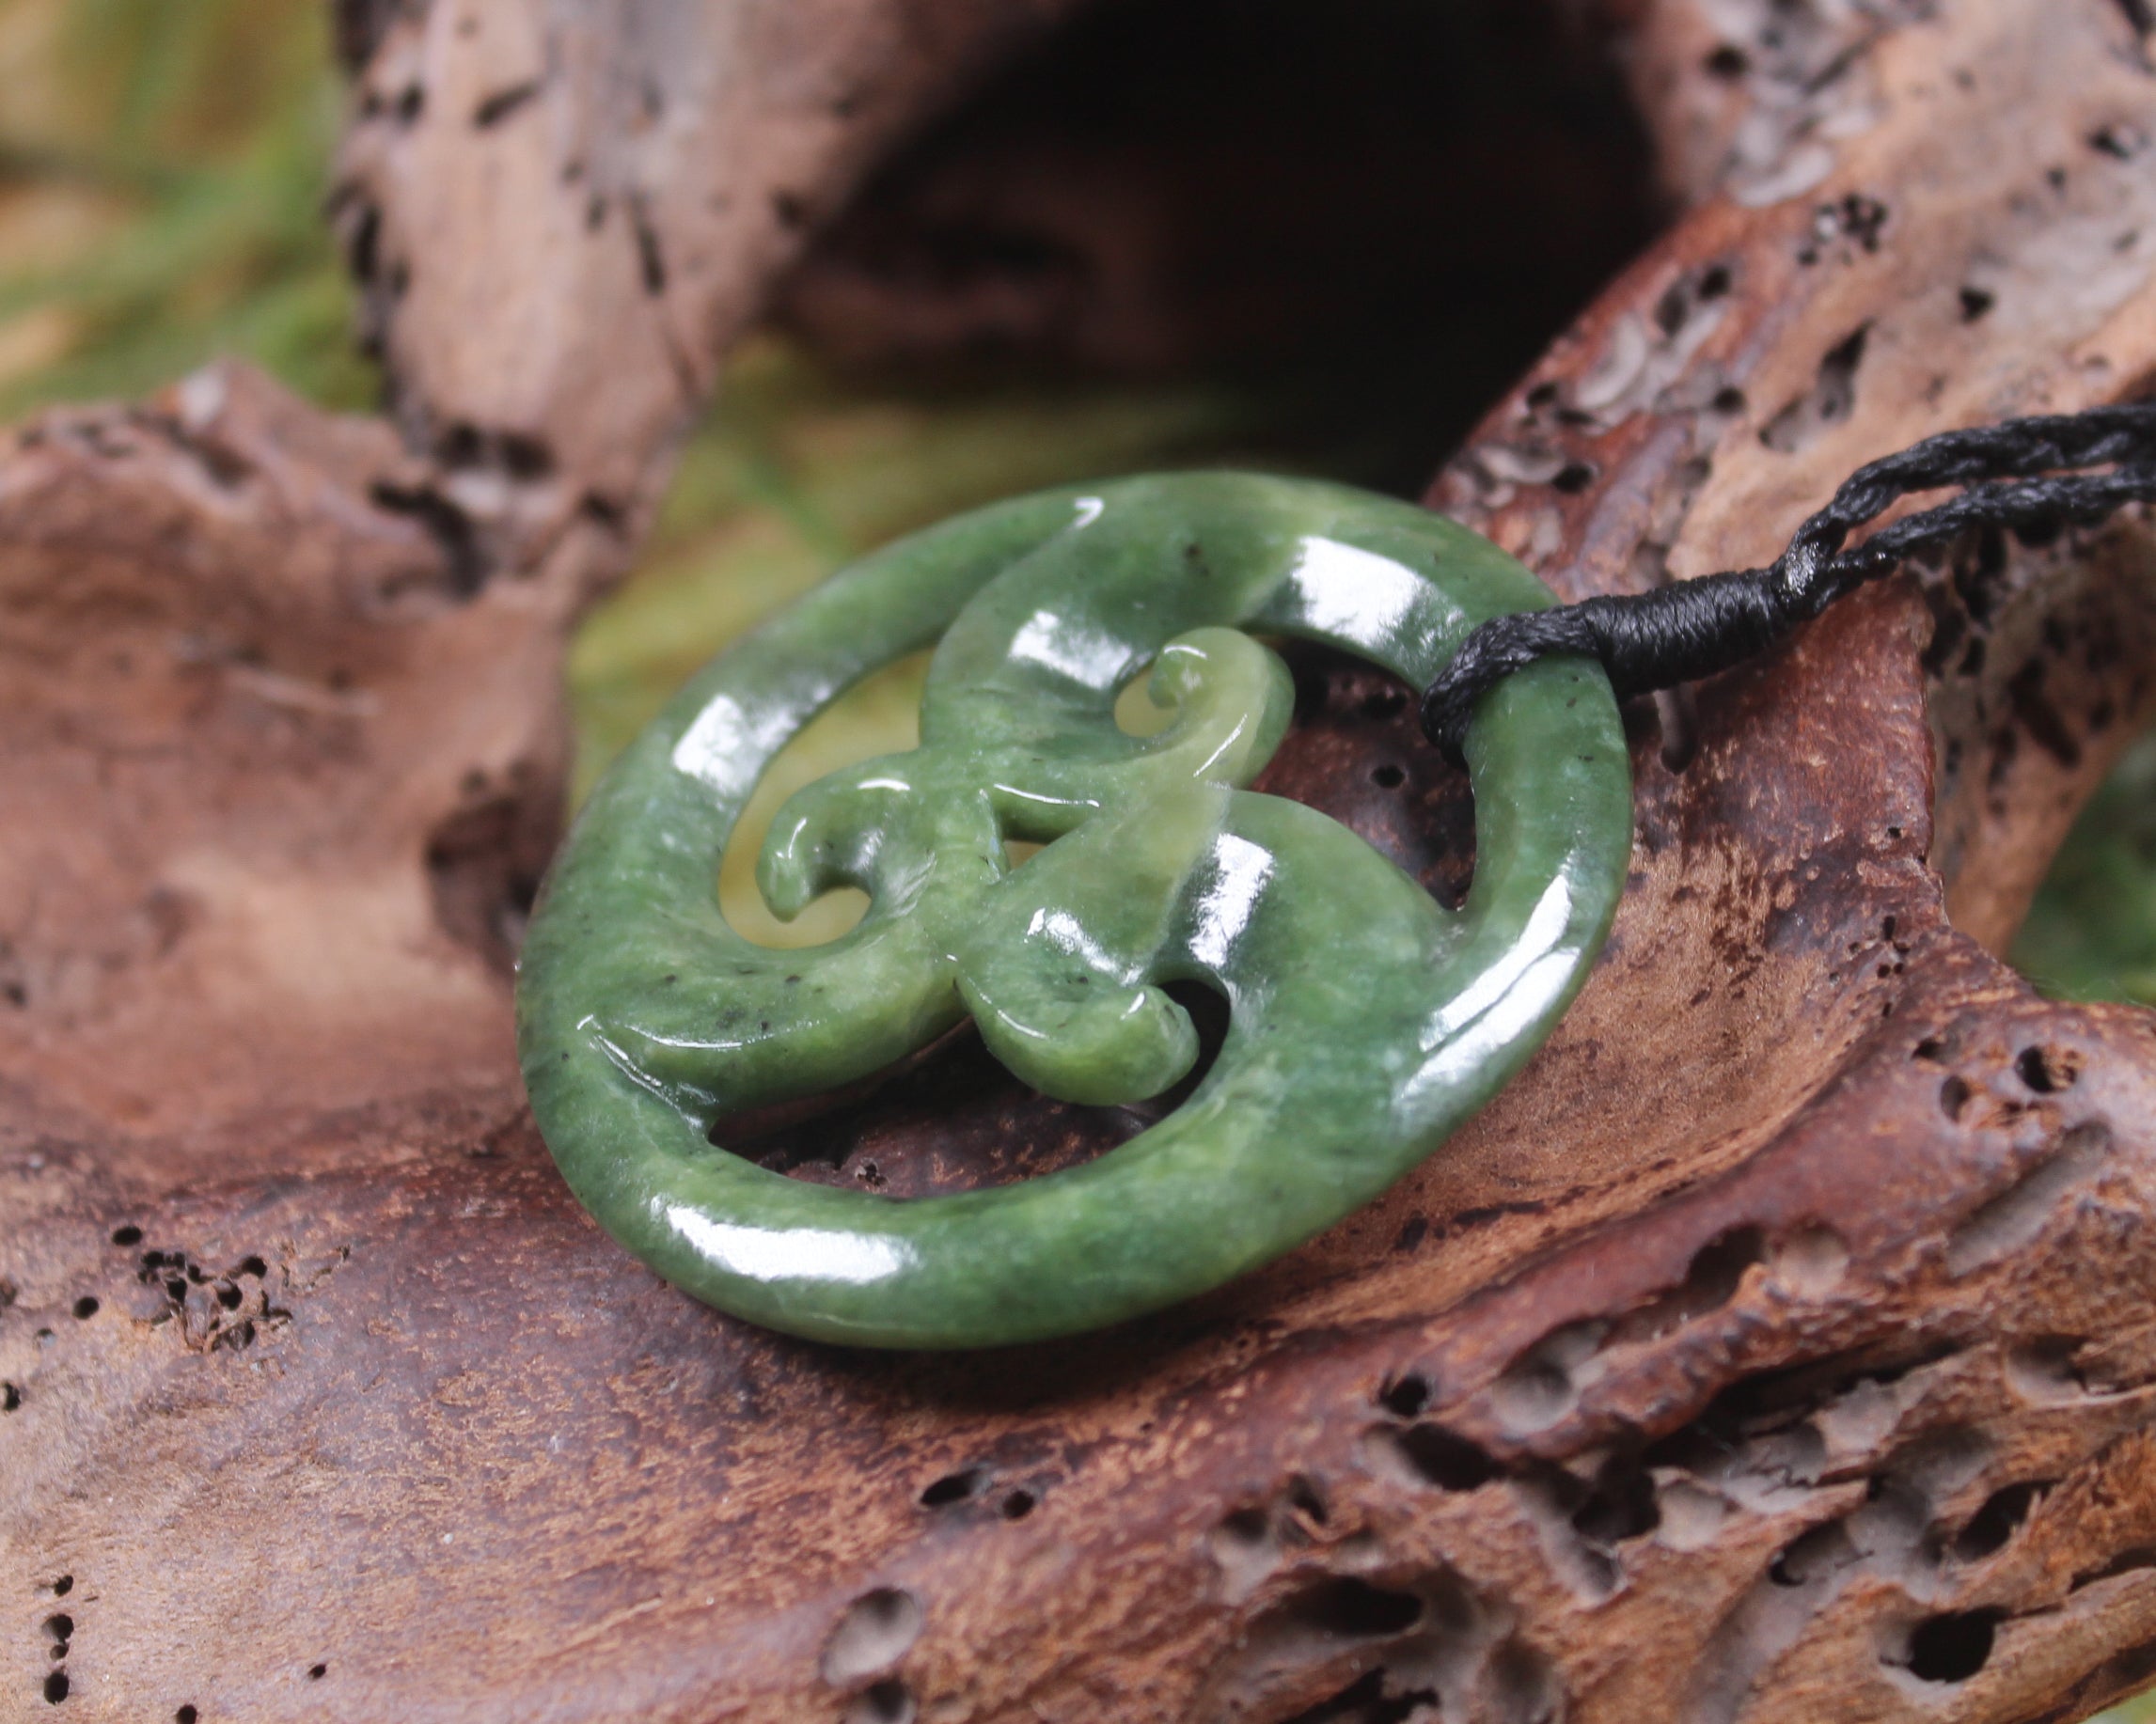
[0,0,370,415]
[2095,1685,2156,1724]
[2012,729,2156,1008]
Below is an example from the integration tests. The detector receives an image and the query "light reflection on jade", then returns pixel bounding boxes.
[516,473,1631,1348]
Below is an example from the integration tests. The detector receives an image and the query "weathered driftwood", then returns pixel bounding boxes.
[8,1,2156,1720]
[328,0,1085,591]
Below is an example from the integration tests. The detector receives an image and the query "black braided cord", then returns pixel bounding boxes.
[1419,404,2156,764]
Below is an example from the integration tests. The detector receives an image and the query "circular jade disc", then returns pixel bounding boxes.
[517,473,1631,1348]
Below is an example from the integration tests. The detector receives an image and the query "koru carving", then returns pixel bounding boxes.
[517,474,1631,1347]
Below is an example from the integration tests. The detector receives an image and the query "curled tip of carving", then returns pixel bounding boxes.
[962,977,1199,1107]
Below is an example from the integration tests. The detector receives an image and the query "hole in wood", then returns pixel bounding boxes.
[1291,1577,1424,1639]
[1953,1481,2048,1560]
[1377,1372,1429,1418]
[919,1468,984,1509]
[2015,1044,2079,1092]
[822,1590,924,1687]
[845,1680,916,1724]
[1901,1609,2001,1684]
[1382,1424,1501,1492]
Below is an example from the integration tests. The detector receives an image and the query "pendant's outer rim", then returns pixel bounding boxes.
[516,474,1633,1348]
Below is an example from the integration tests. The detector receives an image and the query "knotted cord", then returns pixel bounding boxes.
[1420,404,2156,763]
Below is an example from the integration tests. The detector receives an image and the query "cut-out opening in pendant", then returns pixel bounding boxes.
[720,979,1235,1198]
[1258,647,1478,917]
[697,640,1478,1202]
[712,635,1293,948]
[1112,661,1178,739]
[713,650,931,949]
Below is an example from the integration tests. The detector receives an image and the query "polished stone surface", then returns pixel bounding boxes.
[518,473,1631,1346]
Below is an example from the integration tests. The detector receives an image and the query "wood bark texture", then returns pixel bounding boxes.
[8,1,2156,1721]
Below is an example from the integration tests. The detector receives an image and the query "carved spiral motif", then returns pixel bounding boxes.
[516,473,1631,1347]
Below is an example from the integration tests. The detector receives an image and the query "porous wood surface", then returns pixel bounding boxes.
[8,2,2156,1721]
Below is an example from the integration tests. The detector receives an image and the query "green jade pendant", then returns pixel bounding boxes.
[517,474,1632,1348]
